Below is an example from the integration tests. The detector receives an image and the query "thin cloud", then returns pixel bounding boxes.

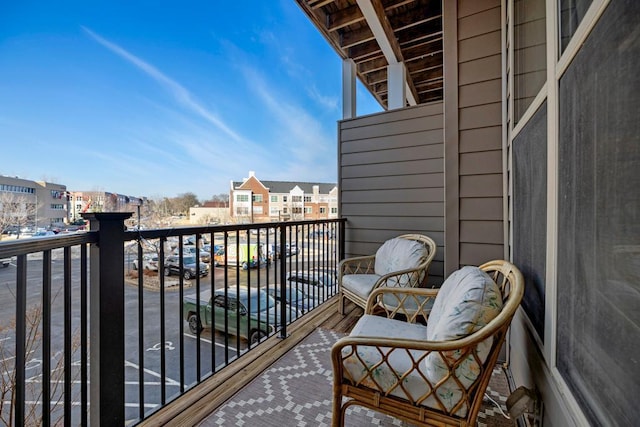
[307,84,338,111]
[81,26,244,144]
[243,66,336,182]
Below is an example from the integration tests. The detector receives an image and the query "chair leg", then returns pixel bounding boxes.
[338,291,344,315]
[332,387,344,427]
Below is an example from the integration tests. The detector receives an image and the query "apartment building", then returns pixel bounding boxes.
[0,175,68,229]
[229,171,337,223]
[68,191,143,221]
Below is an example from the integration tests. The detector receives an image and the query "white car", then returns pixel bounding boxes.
[0,258,11,268]
[133,253,159,271]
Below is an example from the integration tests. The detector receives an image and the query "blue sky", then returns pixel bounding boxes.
[0,1,381,200]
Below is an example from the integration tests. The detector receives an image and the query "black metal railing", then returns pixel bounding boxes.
[0,215,345,426]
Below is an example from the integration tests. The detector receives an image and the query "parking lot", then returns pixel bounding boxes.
[0,236,336,423]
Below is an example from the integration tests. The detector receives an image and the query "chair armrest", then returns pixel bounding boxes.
[338,254,376,278]
[366,287,439,323]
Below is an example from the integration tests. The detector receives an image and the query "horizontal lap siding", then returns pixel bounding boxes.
[339,102,445,285]
[457,0,504,266]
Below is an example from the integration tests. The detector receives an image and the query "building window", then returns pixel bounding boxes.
[270,207,279,215]
[304,196,312,202]
[560,0,593,52]
[331,208,337,214]
[236,194,249,202]
[292,196,302,203]
[50,204,65,210]
[270,195,278,202]
[283,208,288,214]
[514,0,547,124]
[304,207,312,214]
[282,196,288,202]
[292,207,302,214]
[76,196,83,201]
[252,194,263,202]
[236,207,249,215]
[320,207,326,214]
[253,206,263,214]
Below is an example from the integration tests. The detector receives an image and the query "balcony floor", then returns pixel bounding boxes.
[145,298,516,427]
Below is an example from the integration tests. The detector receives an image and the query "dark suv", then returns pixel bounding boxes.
[164,255,209,279]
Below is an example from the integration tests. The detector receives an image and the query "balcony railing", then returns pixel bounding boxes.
[0,214,346,426]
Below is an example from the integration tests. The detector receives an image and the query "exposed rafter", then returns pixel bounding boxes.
[294,0,444,109]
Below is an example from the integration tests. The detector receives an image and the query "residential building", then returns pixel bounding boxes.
[229,171,337,223]
[0,175,68,228]
[68,191,143,221]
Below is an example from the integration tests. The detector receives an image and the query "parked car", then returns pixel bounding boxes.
[132,253,159,271]
[164,255,208,279]
[267,284,319,315]
[0,258,11,268]
[183,287,300,344]
[287,244,300,256]
[173,245,211,264]
[286,270,336,289]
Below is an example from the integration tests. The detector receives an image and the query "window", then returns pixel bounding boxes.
[560,0,593,52]
[331,208,337,214]
[270,195,278,202]
[292,196,302,203]
[292,207,302,214]
[304,207,312,214]
[270,207,279,215]
[252,194,263,202]
[320,207,326,214]
[76,196,83,201]
[236,207,249,215]
[304,196,312,202]
[253,206,263,214]
[283,208,288,214]
[236,194,249,202]
[50,204,65,210]
[514,0,547,123]
[283,196,287,202]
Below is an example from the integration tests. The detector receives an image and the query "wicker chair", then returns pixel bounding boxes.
[337,234,436,315]
[331,260,525,427]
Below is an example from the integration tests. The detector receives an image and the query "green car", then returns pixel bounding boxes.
[183,286,299,344]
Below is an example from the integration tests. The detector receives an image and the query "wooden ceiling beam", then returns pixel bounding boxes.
[357,0,419,105]
[358,56,389,74]
[327,4,365,32]
[309,0,335,10]
[395,19,442,46]
[406,52,443,72]
[339,25,375,49]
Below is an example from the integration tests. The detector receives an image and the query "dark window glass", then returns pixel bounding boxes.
[513,102,547,340]
[513,0,547,123]
[557,1,640,424]
[559,0,593,52]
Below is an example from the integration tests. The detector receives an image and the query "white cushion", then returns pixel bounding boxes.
[343,315,432,405]
[341,273,381,299]
[374,238,428,282]
[424,266,503,415]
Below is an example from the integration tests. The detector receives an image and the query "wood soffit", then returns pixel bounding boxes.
[296,0,443,108]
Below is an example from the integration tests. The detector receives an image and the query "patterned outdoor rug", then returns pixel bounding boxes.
[199,328,514,427]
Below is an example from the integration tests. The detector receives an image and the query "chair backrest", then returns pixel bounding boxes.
[373,234,436,282]
[422,261,524,416]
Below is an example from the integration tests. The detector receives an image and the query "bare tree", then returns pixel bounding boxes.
[0,303,81,426]
[0,192,36,236]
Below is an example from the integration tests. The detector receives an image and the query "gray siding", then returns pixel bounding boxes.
[457,0,504,267]
[339,102,445,284]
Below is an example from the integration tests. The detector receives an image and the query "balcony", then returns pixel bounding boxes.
[0,215,518,426]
